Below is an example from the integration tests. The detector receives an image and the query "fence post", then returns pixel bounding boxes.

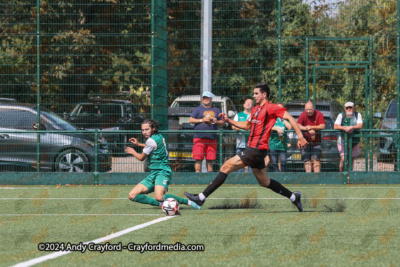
[36,0,41,172]
[344,132,348,176]
[94,129,99,185]
[219,128,223,168]
[349,133,353,181]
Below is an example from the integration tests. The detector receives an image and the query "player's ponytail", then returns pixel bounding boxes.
[142,119,159,134]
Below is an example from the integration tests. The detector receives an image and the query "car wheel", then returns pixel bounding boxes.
[55,149,89,172]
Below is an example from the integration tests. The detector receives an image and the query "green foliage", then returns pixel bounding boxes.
[0,0,399,117]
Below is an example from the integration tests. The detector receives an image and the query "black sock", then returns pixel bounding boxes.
[203,172,228,197]
[267,179,292,199]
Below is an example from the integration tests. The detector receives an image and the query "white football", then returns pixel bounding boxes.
[162,198,179,216]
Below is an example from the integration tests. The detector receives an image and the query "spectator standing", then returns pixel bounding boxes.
[232,98,254,172]
[269,103,292,172]
[334,102,363,172]
[297,101,325,172]
[189,92,225,172]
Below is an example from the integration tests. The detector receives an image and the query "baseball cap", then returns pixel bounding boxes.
[344,102,354,108]
[202,91,215,98]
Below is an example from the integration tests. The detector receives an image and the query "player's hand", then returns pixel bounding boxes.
[125,147,136,155]
[218,112,229,122]
[297,136,308,149]
[129,137,139,146]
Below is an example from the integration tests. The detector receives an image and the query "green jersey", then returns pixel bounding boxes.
[233,111,251,148]
[143,133,172,172]
[268,118,288,151]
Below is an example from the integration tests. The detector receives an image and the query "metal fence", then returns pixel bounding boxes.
[0,0,399,177]
[0,129,398,174]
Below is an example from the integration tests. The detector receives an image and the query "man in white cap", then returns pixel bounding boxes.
[189,91,225,172]
[334,102,363,172]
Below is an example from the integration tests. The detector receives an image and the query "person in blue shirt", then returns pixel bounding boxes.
[189,92,225,172]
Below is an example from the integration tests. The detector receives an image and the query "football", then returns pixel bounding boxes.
[162,198,180,216]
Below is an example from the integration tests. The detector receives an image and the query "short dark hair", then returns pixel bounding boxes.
[142,119,159,134]
[254,83,270,98]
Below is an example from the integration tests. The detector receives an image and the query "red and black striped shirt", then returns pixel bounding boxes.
[246,102,286,150]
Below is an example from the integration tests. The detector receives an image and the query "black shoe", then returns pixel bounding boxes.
[184,192,205,206]
[292,191,303,212]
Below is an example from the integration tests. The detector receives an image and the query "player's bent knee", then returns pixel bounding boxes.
[128,192,137,201]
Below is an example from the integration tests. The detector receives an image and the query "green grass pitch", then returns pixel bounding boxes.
[0,184,399,266]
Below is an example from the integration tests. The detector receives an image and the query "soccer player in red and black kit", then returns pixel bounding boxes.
[185,83,308,211]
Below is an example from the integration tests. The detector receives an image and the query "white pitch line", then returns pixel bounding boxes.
[1,197,400,200]
[11,216,175,267]
[0,187,51,190]
[170,186,400,189]
[0,214,163,216]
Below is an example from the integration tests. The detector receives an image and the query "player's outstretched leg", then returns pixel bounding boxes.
[131,194,161,206]
[185,172,228,206]
[163,194,201,210]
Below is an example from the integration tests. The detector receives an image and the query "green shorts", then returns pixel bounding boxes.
[140,169,172,193]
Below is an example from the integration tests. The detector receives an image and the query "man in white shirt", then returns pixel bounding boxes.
[334,102,363,172]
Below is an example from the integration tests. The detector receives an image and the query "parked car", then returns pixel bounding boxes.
[0,103,112,172]
[284,100,343,172]
[374,100,399,166]
[285,100,343,119]
[168,95,237,171]
[63,98,145,153]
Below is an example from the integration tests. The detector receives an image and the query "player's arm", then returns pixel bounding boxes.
[282,111,308,148]
[125,147,147,161]
[219,113,251,130]
[283,120,292,130]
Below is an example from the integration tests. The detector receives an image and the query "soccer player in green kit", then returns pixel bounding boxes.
[125,119,201,210]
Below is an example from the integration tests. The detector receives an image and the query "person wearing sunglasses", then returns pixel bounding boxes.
[334,102,363,172]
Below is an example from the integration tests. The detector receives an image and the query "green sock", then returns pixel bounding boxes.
[163,194,189,205]
[132,194,160,206]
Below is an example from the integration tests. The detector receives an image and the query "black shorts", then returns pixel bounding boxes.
[237,147,268,169]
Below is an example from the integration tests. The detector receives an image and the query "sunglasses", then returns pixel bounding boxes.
[345,106,353,110]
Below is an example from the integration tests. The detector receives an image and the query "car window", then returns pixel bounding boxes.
[227,99,236,112]
[41,110,77,131]
[324,117,334,129]
[315,104,330,112]
[70,104,97,116]
[286,104,304,110]
[0,109,37,130]
[386,102,398,118]
[99,104,122,117]
[71,103,122,117]
[212,102,222,110]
